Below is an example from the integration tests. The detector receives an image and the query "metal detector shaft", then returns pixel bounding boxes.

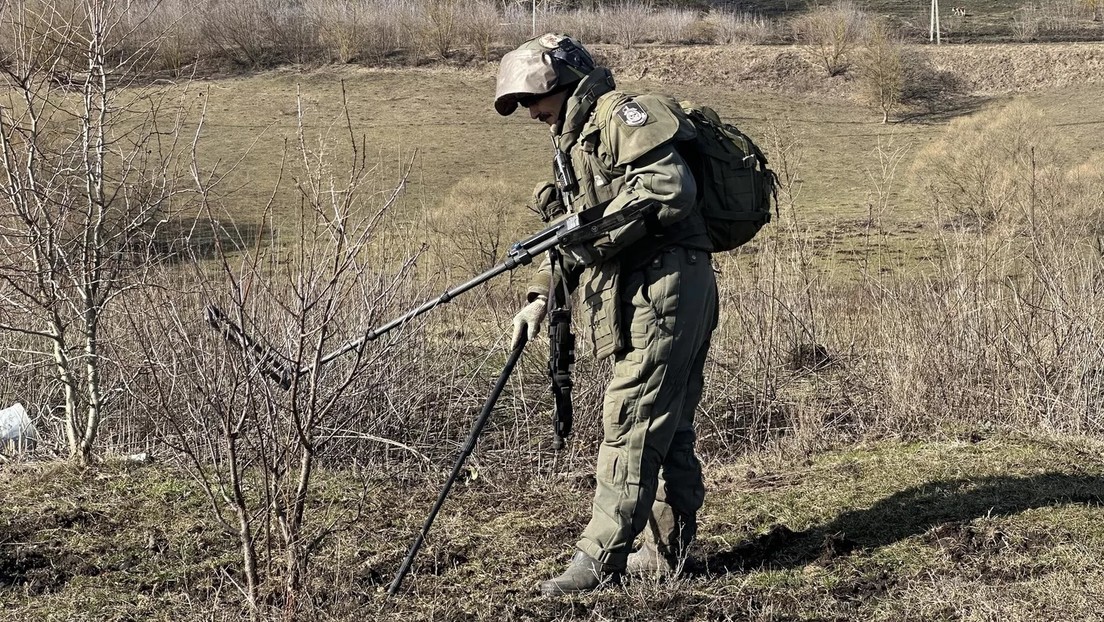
[386,332,529,597]
[206,199,657,385]
[318,234,558,367]
[317,198,656,367]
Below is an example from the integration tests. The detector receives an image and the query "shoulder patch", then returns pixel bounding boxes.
[616,102,649,127]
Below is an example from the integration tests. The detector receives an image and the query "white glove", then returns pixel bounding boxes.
[512,295,548,346]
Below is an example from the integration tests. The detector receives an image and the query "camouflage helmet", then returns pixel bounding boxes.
[494,33,595,116]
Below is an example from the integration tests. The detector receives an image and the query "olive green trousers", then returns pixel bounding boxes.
[576,246,717,567]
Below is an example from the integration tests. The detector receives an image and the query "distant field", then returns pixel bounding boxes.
[183,43,1104,271]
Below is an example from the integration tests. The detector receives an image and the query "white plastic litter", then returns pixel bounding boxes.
[0,403,39,451]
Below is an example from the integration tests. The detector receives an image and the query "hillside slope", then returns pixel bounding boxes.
[591,42,1104,95]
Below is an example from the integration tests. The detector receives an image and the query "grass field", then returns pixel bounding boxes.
[3,39,1104,621]
[5,433,1104,620]
[187,44,1104,271]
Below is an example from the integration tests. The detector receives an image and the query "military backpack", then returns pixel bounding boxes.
[677,103,777,252]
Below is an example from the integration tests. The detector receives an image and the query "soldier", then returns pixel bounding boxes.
[495,34,719,595]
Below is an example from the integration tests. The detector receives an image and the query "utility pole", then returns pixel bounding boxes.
[929,0,942,44]
[532,0,537,35]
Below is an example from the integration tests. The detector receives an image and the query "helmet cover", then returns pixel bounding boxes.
[494,34,594,116]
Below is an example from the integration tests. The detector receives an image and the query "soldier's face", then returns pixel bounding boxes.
[523,90,569,126]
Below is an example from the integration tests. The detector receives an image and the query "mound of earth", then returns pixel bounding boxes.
[590,42,1104,95]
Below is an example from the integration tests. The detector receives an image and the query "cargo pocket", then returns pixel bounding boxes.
[584,267,622,360]
[620,267,649,364]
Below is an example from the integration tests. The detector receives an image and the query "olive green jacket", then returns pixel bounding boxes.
[526,67,712,360]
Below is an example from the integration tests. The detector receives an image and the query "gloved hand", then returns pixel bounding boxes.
[512,294,548,346]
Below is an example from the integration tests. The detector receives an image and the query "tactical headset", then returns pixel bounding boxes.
[550,37,595,79]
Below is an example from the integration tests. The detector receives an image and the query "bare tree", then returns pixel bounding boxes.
[128,84,421,619]
[856,19,904,124]
[0,0,183,465]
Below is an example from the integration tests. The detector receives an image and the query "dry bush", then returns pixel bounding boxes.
[603,1,656,48]
[696,108,1104,454]
[500,3,535,46]
[459,0,503,61]
[651,7,698,43]
[364,0,416,63]
[199,0,276,66]
[1013,5,1045,39]
[0,0,122,72]
[679,17,719,44]
[308,0,414,64]
[0,0,187,465]
[1037,0,1097,29]
[121,90,453,616]
[792,0,870,76]
[693,121,845,455]
[127,0,201,74]
[196,0,320,67]
[714,10,776,45]
[543,9,607,45]
[863,103,1104,436]
[408,0,464,58]
[1011,0,1092,40]
[313,0,367,64]
[912,102,1067,228]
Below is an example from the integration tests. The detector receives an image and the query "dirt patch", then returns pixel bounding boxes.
[828,569,897,603]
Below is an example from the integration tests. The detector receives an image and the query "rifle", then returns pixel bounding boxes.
[545,255,574,450]
[545,129,579,450]
[206,198,657,387]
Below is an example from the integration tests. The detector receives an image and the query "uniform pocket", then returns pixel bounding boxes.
[583,267,622,360]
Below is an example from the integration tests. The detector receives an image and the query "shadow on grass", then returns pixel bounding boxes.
[147,217,272,263]
[702,472,1104,574]
[898,94,992,125]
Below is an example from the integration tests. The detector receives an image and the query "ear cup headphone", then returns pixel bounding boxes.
[549,38,595,77]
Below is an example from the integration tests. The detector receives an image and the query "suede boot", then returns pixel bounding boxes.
[539,551,623,596]
[627,541,698,577]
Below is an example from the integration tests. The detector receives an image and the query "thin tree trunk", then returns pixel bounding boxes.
[283,439,315,621]
[227,431,261,615]
[79,315,102,466]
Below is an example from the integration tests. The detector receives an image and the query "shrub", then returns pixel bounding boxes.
[314,0,365,64]
[460,0,502,61]
[544,9,607,45]
[911,102,1072,228]
[425,177,530,274]
[603,1,655,48]
[651,7,698,43]
[792,0,869,76]
[410,0,463,58]
[714,10,776,44]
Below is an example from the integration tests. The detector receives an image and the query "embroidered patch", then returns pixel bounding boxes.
[616,102,648,127]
